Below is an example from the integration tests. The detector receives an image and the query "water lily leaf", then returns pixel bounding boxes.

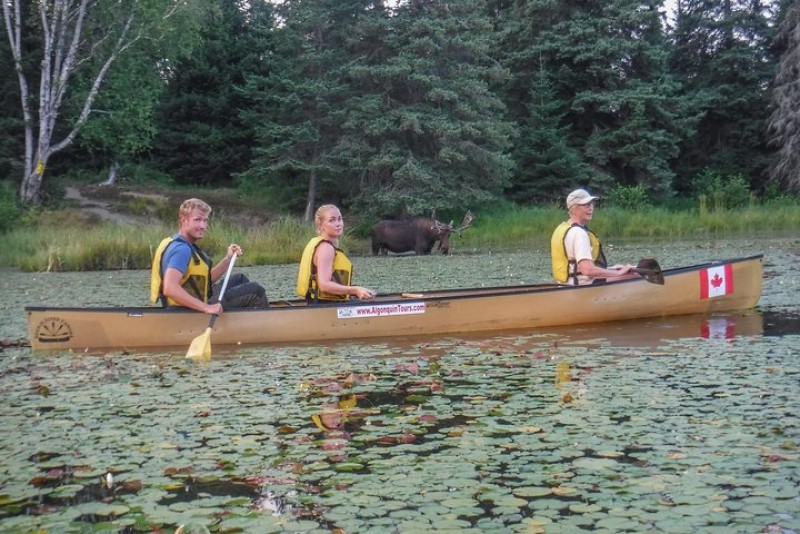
[573,457,620,471]
[217,514,284,533]
[51,484,85,498]
[333,462,364,472]
[513,487,551,498]
[569,503,603,514]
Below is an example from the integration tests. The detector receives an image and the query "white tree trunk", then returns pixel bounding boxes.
[103,162,120,186]
[2,0,167,205]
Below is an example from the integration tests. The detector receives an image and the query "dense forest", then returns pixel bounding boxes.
[2,0,799,221]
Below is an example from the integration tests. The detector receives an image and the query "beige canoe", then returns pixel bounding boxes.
[26,255,763,352]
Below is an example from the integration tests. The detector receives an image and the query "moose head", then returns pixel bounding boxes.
[432,210,475,254]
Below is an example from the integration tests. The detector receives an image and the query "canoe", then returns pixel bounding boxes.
[26,255,763,352]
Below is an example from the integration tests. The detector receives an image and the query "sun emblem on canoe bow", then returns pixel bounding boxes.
[35,317,73,343]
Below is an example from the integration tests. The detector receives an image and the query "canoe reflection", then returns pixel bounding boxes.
[211,309,797,357]
[541,311,765,347]
[372,311,768,352]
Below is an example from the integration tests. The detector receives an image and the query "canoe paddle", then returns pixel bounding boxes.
[634,258,664,285]
[185,253,237,361]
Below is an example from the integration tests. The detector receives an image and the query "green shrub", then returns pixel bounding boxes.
[605,185,650,210]
[691,169,752,210]
[0,183,20,233]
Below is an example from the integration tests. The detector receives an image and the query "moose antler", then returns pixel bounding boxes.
[453,210,475,236]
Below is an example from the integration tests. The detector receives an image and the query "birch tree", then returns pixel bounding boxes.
[2,0,206,205]
[768,0,800,191]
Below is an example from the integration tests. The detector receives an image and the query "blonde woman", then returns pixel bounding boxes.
[297,204,376,302]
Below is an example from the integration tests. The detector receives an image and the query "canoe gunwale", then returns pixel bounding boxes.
[24,254,764,316]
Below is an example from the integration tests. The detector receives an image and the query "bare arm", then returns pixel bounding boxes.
[577,259,636,280]
[162,268,223,314]
[210,244,242,283]
[314,243,375,299]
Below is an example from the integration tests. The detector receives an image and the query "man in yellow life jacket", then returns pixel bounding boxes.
[550,189,637,286]
[150,198,267,313]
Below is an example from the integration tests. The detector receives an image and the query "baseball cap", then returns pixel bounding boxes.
[566,189,598,210]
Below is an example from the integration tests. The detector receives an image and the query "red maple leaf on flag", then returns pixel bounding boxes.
[710,273,724,288]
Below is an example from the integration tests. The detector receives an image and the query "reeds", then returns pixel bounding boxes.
[456,202,800,250]
[1,202,798,271]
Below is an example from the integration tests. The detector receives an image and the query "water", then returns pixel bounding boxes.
[0,237,798,533]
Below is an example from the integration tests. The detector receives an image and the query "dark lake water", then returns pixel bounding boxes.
[1,237,798,533]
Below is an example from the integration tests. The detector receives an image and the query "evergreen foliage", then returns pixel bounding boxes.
[338,0,515,217]
[151,0,271,186]
[670,0,778,192]
[240,0,364,220]
[1,0,796,211]
[500,0,685,202]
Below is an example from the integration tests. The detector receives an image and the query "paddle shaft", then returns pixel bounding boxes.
[207,254,237,329]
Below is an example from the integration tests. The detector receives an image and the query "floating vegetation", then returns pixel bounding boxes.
[0,332,798,533]
[1,237,799,532]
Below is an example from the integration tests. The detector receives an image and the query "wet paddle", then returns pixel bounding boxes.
[634,258,664,285]
[185,254,237,361]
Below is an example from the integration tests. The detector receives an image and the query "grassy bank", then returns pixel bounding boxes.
[1,200,798,272]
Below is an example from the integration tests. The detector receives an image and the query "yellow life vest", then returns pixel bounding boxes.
[550,221,607,284]
[296,236,353,301]
[150,236,212,306]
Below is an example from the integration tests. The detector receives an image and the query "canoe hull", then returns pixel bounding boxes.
[26,255,763,351]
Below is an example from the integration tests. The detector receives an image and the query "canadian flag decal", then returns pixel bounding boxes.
[700,264,734,299]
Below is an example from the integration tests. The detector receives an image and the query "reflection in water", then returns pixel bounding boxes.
[548,311,766,347]
[210,309,800,358]
[761,309,800,337]
[460,308,800,348]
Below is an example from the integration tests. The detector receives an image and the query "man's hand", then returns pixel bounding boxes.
[226,243,243,259]
[205,302,224,315]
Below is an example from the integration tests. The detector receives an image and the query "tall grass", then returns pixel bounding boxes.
[0,213,317,272]
[457,202,800,250]
[1,202,798,271]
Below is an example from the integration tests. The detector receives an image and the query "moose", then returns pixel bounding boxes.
[371,210,475,255]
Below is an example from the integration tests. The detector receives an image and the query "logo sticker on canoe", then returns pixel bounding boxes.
[34,317,73,343]
[700,264,734,299]
[338,302,426,319]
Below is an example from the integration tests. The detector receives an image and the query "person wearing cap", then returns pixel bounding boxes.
[550,189,637,285]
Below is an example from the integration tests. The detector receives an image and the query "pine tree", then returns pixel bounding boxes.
[500,0,684,201]
[151,0,270,187]
[339,0,516,216]
[508,62,591,203]
[241,0,368,220]
[670,0,778,192]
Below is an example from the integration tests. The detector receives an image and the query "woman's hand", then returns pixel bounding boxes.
[352,286,376,299]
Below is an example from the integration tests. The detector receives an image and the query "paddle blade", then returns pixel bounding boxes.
[186,327,212,361]
[635,258,664,285]
[639,269,665,285]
